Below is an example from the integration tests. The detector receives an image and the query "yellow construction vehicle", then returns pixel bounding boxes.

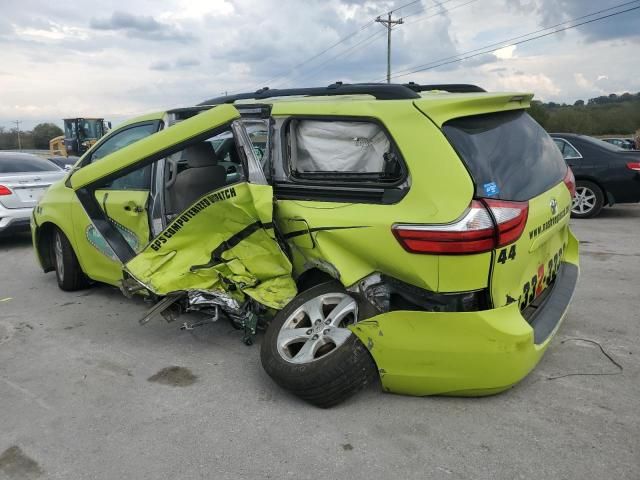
[49,118,111,157]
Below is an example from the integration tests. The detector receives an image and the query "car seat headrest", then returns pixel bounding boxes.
[181,142,217,168]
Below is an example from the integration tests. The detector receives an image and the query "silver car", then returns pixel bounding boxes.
[0,152,66,235]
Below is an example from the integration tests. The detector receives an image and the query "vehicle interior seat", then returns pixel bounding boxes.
[167,142,227,213]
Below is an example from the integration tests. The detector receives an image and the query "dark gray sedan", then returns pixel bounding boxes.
[551,134,640,218]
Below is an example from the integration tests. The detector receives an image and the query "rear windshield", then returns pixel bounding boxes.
[0,156,61,173]
[443,110,567,201]
[580,135,625,152]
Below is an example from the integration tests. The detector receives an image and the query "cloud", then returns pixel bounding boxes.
[90,11,163,32]
[497,72,561,96]
[1,0,639,130]
[150,58,200,70]
[535,0,640,43]
[90,11,195,43]
[494,45,516,59]
[175,58,200,67]
[460,53,499,69]
[150,61,172,71]
[574,72,591,90]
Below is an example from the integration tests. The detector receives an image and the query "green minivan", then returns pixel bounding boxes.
[32,83,579,407]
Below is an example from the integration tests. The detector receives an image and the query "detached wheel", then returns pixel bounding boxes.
[261,282,378,408]
[571,180,604,218]
[52,228,89,291]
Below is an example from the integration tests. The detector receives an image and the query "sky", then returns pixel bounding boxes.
[0,0,639,130]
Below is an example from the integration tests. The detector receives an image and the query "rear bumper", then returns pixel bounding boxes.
[351,230,580,397]
[0,204,33,234]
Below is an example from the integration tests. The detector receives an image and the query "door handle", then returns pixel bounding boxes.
[124,203,144,213]
[102,192,109,217]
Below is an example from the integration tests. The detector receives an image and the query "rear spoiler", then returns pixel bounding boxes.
[414,92,534,127]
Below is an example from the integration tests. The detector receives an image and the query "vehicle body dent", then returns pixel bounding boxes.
[350,229,579,396]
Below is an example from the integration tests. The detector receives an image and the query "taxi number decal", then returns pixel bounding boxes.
[518,244,566,310]
[497,245,517,264]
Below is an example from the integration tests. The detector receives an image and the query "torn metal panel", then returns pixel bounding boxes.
[125,182,297,311]
[186,289,243,316]
[139,292,185,325]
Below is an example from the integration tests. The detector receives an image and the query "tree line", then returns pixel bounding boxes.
[528,91,640,136]
[2,93,638,150]
[0,123,63,150]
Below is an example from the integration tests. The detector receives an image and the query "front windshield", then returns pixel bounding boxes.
[64,120,76,139]
[79,119,103,140]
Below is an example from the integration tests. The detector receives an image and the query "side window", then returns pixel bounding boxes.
[90,123,159,190]
[106,165,152,190]
[243,120,269,161]
[563,142,581,159]
[554,138,581,160]
[90,123,158,164]
[286,119,402,182]
[553,138,566,156]
[165,127,245,215]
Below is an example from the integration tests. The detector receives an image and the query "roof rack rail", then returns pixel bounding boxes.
[198,82,421,106]
[403,82,486,93]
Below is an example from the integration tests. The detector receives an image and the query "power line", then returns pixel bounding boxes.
[403,0,476,25]
[387,0,640,79]
[270,29,387,89]
[228,19,378,94]
[254,0,459,91]
[277,0,470,88]
[388,2,640,80]
[387,0,423,15]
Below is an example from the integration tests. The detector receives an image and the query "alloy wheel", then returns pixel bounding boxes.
[276,292,358,364]
[54,232,64,279]
[572,186,597,215]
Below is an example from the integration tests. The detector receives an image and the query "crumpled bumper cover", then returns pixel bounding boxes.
[350,231,579,397]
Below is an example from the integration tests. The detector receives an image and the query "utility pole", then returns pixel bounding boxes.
[13,120,22,150]
[375,13,403,83]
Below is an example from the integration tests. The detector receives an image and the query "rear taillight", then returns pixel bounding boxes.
[0,185,12,196]
[627,162,640,172]
[563,167,576,198]
[392,199,528,255]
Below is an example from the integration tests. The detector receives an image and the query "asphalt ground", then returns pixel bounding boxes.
[1,206,638,480]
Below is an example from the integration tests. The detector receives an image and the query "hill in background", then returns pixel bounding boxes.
[529,92,640,136]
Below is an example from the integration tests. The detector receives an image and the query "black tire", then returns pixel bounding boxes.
[571,180,604,218]
[51,227,90,291]
[261,282,378,408]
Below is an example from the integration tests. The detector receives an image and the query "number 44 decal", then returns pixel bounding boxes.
[497,245,517,264]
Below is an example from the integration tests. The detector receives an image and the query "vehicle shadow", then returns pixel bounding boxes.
[0,231,33,249]
[597,205,640,219]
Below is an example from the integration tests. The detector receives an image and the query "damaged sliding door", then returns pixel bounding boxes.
[71,105,297,337]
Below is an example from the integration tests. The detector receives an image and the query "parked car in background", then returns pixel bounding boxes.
[551,134,640,218]
[48,155,79,171]
[32,83,580,407]
[601,138,637,150]
[0,152,66,235]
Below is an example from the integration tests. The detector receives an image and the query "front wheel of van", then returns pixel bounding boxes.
[51,228,90,291]
[260,282,378,408]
